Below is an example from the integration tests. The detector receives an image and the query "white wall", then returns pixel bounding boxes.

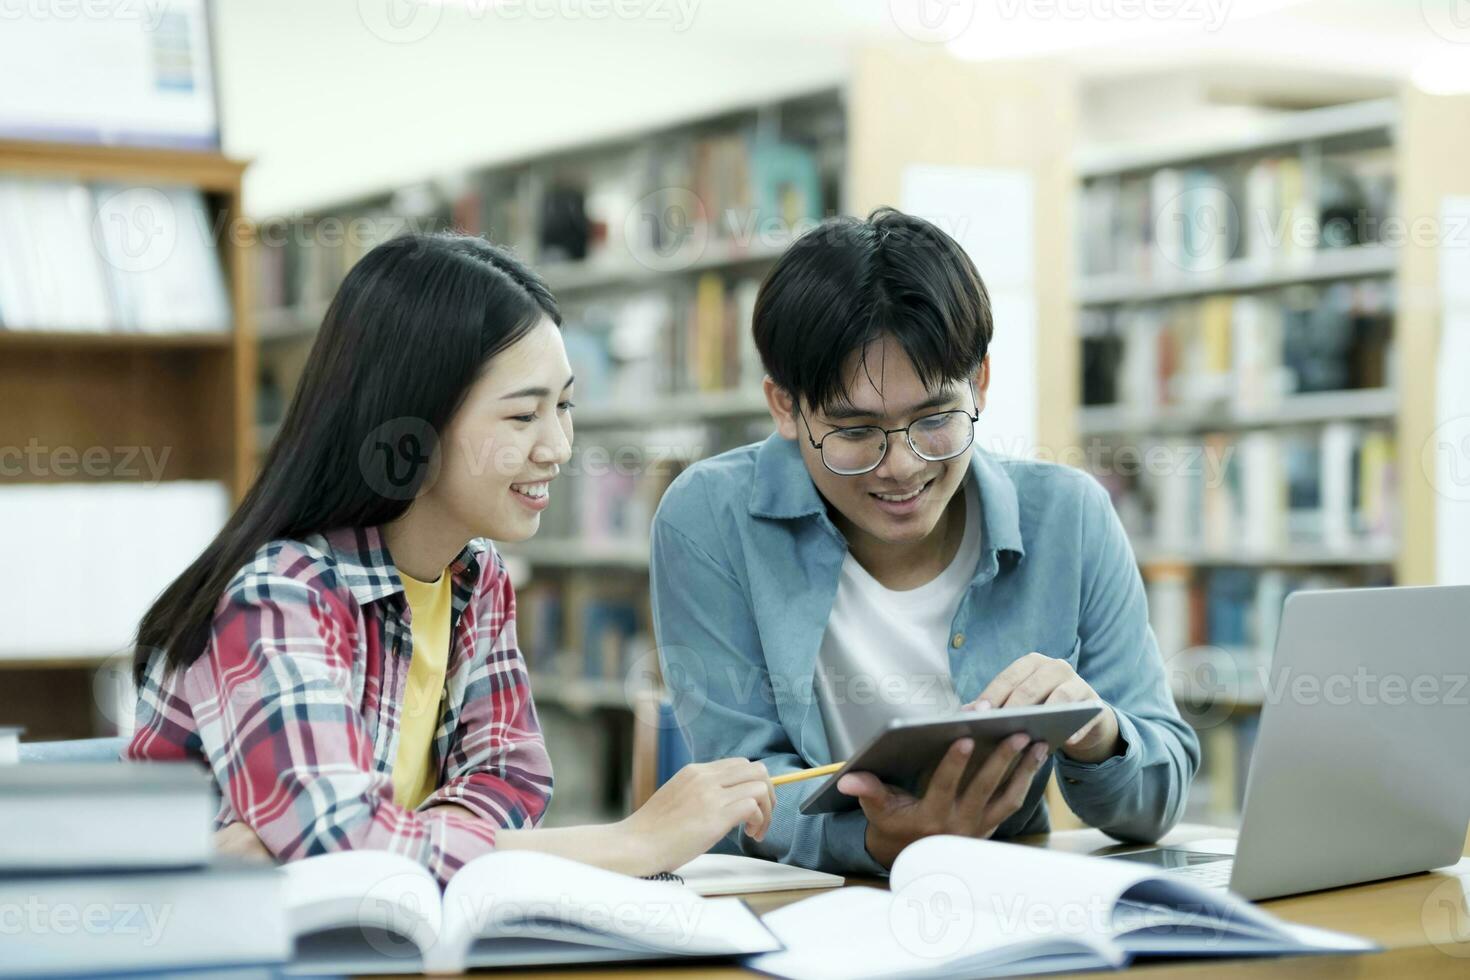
[213,0,852,217]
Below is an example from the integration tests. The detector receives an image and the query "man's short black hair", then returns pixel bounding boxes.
[752,207,992,413]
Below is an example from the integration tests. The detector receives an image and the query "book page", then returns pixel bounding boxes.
[280,849,442,962]
[435,851,779,970]
[751,885,1121,980]
[891,836,1285,943]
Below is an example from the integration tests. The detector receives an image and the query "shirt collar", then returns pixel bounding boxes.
[747,432,1025,560]
[320,525,487,607]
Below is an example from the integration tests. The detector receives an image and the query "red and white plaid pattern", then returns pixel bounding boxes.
[127,526,553,884]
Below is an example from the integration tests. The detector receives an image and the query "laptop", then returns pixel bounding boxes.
[1111,584,1470,900]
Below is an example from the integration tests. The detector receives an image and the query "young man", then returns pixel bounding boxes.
[649,208,1199,873]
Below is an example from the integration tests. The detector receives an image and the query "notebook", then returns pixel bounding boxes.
[281,848,782,974]
[660,853,845,896]
[750,835,1374,979]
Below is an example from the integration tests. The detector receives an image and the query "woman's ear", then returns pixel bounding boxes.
[763,376,800,441]
[973,356,991,415]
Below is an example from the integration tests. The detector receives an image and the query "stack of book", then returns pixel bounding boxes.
[0,763,288,976]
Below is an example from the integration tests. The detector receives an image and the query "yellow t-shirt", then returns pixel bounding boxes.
[392,568,453,809]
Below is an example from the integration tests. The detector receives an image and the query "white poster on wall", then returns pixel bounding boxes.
[899,165,1037,460]
[1432,197,1470,587]
[0,0,218,149]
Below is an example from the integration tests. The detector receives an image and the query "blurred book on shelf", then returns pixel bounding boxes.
[0,178,231,333]
[1080,280,1393,416]
[1079,143,1396,280]
[1091,422,1397,560]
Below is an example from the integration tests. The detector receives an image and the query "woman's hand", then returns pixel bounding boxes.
[619,758,775,874]
[212,822,275,863]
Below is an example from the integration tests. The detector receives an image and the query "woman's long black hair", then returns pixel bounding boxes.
[133,233,561,685]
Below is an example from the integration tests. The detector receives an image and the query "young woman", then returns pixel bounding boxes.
[127,233,774,884]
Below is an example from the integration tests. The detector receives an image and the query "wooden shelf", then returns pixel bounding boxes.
[0,652,119,671]
[0,330,233,351]
[1079,388,1398,435]
[1076,244,1397,306]
[0,140,254,740]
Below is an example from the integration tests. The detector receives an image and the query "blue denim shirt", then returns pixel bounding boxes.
[649,433,1201,874]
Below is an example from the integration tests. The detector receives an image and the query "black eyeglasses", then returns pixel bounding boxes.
[798,384,980,476]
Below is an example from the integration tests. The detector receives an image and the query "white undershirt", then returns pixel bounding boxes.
[813,477,981,759]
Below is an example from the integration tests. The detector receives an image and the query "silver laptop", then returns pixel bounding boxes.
[1113,584,1470,900]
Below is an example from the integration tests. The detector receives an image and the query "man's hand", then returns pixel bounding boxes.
[967,652,1123,764]
[212,822,274,863]
[836,733,1050,869]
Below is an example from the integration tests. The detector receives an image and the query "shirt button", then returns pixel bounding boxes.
[951,633,965,649]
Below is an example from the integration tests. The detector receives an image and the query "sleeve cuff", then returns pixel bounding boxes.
[825,808,887,876]
[1054,708,1143,796]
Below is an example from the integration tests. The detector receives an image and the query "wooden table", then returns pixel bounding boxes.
[420,824,1470,978]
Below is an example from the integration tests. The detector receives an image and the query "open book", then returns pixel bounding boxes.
[281,849,781,974]
[751,836,1375,979]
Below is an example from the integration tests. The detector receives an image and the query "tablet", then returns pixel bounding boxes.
[797,701,1105,815]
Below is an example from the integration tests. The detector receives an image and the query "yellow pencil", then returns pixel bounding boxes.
[771,762,847,786]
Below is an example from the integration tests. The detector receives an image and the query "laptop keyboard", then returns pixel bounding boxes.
[1167,860,1233,888]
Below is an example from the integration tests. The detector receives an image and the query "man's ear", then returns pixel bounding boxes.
[763,376,800,441]
[972,356,991,415]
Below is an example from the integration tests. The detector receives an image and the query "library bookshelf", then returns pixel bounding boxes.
[1073,87,1470,825]
[0,139,254,742]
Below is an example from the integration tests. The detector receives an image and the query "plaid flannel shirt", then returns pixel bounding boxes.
[126,526,553,885]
